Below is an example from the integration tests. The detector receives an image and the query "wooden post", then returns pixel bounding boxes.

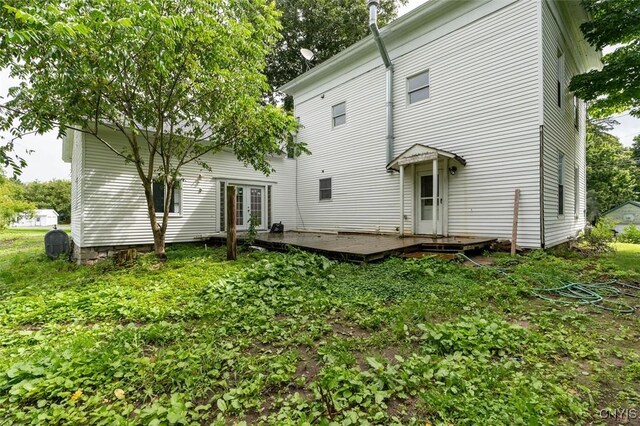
[399,164,405,237]
[432,158,438,237]
[227,185,237,260]
[511,189,521,256]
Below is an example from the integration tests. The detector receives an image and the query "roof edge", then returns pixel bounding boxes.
[279,0,450,95]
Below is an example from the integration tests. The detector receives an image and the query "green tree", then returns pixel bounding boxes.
[632,134,640,163]
[0,0,304,259]
[22,180,71,224]
[266,0,406,109]
[586,121,639,220]
[0,170,34,228]
[569,0,640,118]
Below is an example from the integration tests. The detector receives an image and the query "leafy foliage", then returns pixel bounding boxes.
[20,180,71,223]
[569,0,640,118]
[0,229,639,424]
[583,217,617,253]
[0,0,305,258]
[0,170,34,228]
[586,121,639,220]
[618,224,640,244]
[266,0,406,109]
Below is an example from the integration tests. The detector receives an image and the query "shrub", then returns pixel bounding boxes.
[618,224,640,244]
[583,217,616,253]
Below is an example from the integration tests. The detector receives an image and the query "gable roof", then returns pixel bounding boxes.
[603,201,640,216]
[36,209,59,216]
[279,0,600,98]
[387,143,466,172]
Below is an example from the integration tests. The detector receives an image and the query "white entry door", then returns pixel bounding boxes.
[416,172,444,235]
[235,186,265,230]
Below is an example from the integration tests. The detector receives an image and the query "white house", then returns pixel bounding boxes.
[12,209,59,228]
[63,0,599,262]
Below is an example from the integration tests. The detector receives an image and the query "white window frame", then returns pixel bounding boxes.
[558,153,565,217]
[574,166,579,218]
[573,95,579,129]
[332,102,346,127]
[319,177,332,201]
[407,70,430,105]
[557,50,564,109]
[153,179,183,217]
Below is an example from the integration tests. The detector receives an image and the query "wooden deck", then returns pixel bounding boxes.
[208,232,497,263]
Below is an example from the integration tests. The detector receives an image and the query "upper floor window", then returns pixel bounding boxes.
[573,95,579,128]
[332,102,346,127]
[557,50,564,109]
[153,180,182,215]
[407,70,430,104]
[319,178,332,200]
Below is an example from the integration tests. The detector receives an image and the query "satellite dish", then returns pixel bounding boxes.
[300,48,315,61]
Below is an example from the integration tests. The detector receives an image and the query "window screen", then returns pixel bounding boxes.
[319,178,332,200]
[558,154,565,215]
[407,71,430,104]
[332,102,346,127]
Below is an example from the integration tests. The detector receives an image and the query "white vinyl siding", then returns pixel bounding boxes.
[70,130,84,245]
[542,0,588,246]
[293,0,543,246]
[75,129,297,247]
[407,70,430,104]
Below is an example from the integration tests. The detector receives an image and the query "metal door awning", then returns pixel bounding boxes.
[386,143,466,172]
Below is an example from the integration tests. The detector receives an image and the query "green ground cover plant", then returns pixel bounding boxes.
[0,229,639,425]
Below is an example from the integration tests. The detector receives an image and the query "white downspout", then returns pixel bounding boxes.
[367,0,394,170]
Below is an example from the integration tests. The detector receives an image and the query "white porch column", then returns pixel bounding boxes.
[399,164,405,236]
[432,158,438,237]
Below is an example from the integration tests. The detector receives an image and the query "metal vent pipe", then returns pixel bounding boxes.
[367,0,394,170]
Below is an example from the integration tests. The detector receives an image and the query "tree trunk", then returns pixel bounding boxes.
[141,179,168,261]
[152,228,167,261]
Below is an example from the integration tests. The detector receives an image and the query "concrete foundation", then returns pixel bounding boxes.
[71,239,153,264]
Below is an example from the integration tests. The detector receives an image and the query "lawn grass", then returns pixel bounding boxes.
[0,228,639,425]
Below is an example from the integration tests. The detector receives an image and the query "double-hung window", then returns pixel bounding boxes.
[407,70,430,104]
[574,166,579,217]
[332,102,346,127]
[319,178,332,201]
[153,180,182,215]
[557,51,564,108]
[558,154,565,216]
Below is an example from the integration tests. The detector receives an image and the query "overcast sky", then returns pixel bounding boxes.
[1,0,637,182]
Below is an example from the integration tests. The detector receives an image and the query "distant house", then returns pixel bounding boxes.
[603,201,640,234]
[12,209,59,228]
[64,0,599,262]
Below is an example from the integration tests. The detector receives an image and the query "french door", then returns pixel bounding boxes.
[235,186,266,230]
[416,171,444,235]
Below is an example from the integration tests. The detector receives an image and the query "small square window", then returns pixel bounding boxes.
[319,178,332,200]
[332,102,346,127]
[407,70,430,104]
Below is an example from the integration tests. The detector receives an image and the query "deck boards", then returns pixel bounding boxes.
[208,232,496,262]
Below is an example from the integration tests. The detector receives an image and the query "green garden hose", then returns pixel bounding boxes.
[455,253,640,314]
